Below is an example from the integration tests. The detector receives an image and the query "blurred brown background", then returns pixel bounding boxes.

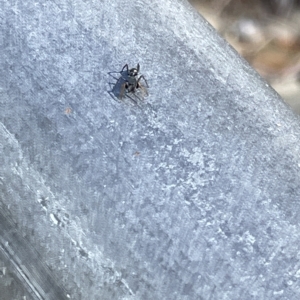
[189,0,300,114]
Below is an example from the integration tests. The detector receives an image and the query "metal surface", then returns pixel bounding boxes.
[1,0,300,299]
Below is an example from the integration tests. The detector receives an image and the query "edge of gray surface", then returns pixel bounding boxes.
[1,0,300,299]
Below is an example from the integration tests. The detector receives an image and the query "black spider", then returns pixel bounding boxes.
[119,63,149,99]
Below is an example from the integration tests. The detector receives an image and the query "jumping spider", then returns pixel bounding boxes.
[119,63,149,99]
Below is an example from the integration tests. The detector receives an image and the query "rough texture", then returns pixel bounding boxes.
[1,0,300,299]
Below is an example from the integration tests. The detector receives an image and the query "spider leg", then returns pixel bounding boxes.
[137,75,149,87]
[137,83,148,96]
[121,64,129,73]
[126,93,139,105]
[136,63,140,73]
[128,84,135,94]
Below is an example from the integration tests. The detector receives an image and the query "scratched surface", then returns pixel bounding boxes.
[1,0,300,299]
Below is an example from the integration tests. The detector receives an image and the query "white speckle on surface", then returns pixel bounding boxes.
[273,290,284,296]
[50,213,59,225]
[295,269,300,278]
[243,231,256,244]
[188,147,204,166]
[287,280,294,286]
[173,139,182,145]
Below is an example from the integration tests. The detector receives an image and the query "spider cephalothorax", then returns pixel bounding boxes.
[119,63,148,99]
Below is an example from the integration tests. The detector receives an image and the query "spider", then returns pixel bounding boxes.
[119,63,149,99]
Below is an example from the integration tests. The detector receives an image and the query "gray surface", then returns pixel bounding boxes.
[1,0,300,299]
[0,250,33,300]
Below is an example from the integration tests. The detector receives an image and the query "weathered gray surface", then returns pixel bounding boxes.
[1,0,300,299]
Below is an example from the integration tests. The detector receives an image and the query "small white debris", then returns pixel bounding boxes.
[50,213,59,225]
[273,290,284,296]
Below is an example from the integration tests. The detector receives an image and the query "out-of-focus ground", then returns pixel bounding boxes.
[189,0,300,114]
